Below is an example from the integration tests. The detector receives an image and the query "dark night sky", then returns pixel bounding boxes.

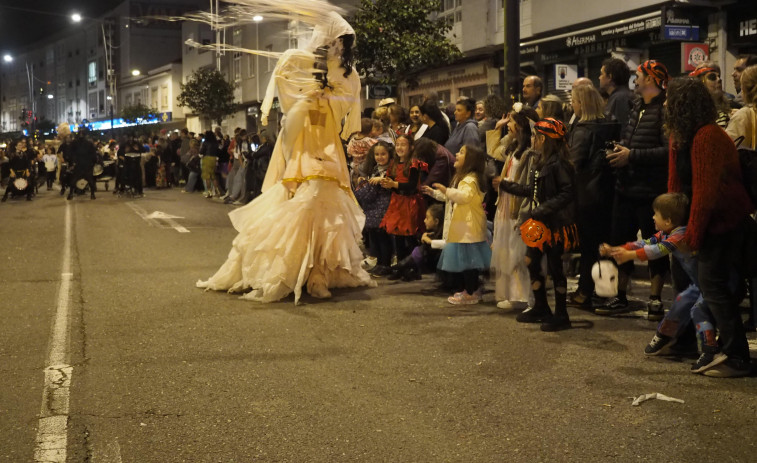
[0,0,124,53]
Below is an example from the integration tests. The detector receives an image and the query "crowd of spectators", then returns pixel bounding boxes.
[2,54,756,377]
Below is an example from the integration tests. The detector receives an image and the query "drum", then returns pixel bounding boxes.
[101,160,116,179]
[76,178,89,190]
[93,164,104,176]
[13,177,28,191]
[45,161,56,171]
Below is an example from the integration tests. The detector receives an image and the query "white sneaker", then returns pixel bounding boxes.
[361,257,377,270]
[497,300,514,310]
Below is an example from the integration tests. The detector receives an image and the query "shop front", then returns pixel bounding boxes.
[519,2,712,96]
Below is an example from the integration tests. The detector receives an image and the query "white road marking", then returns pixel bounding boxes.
[34,202,73,463]
[127,202,190,233]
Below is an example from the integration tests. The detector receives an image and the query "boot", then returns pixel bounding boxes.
[541,289,571,331]
[402,266,421,281]
[517,284,552,323]
[90,193,96,200]
[387,264,404,281]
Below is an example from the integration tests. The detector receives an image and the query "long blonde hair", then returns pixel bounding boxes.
[742,65,757,106]
[572,85,605,122]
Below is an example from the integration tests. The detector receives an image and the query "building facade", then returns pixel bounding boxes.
[406,0,757,107]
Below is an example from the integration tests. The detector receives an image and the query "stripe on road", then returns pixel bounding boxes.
[34,202,74,462]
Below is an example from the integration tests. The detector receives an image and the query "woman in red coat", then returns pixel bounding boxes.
[666,77,754,378]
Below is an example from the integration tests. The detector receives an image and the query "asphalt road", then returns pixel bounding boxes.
[1,184,756,462]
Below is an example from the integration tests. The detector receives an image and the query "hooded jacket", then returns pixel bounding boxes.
[444,118,481,155]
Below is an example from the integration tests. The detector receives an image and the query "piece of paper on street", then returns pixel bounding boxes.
[631,393,685,406]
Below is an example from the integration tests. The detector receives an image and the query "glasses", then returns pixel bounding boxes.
[704,73,720,81]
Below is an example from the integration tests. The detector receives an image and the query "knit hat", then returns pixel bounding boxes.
[637,60,670,89]
[534,118,566,139]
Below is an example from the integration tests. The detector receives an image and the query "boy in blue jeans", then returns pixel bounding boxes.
[600,193,723,374]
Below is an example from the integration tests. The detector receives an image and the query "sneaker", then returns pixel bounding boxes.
[691,352,728,374]
[516,306,551,324]
[594,296,630,315]
[370,265,393,277]
[644,333,675,356]
[497,300,514,310]
[567,291,592,310]
[646,299,664,321]
[702,357,752,378]
[448,291,481,305]
[361,257,377,270]
[540,316,571,332]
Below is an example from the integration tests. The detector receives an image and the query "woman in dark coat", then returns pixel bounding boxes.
[566,84,621,308]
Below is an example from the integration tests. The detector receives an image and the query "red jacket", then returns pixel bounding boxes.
[668,124,754,250]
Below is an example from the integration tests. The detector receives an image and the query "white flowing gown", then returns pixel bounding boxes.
[197,14,374,304]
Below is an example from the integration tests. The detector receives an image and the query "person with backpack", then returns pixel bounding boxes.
[666,77,754,378]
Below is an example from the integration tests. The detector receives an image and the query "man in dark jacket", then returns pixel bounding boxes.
[67,128,98,200]
[597,60,670,317]
[599,58,633,129]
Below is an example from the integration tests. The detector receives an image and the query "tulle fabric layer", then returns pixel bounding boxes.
[196,179,375,304]
[437,241,492,273]
[490,197,533,304]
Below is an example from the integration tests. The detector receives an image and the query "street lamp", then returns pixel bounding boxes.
[131,69,141,76]
[2,54,12,63]
[71,13,82,23]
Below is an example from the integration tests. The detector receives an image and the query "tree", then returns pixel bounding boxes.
[121,103,159,126]
[351,0,463,88]
[177,67,237,125]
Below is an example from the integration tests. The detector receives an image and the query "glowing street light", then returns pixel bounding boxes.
[71,13,82,23]
[131,69,141,76]
[3,54,12,63]
[253,15,263,22]
[47,94,54,99]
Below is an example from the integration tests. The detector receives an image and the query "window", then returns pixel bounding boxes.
[88,92,97,113]
[151,86,158,109]
[266,45,274,72]
[88,61,97,87]
[99,90,105,112]
[233,52,242,82]
[161,84,168,109]
[247,54,255,78]
[125,94,132,106]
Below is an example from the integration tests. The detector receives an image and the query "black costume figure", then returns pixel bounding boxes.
[67,132,98,200]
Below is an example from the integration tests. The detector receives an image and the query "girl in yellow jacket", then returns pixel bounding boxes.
[422,144,491,305]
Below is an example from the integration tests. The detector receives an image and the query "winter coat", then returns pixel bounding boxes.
[500,152,576,231]
[615,91,669,200]
[567,119,621,209]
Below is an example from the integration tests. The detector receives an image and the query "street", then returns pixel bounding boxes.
[1,186,756,463]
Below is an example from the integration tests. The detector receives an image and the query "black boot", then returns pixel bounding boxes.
[402,266,421,281]
[387,264,404,281]
[541,290,571,331]
[517,284,552,323]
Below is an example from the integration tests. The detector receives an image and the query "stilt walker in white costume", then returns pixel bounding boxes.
[196,3,375,303]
